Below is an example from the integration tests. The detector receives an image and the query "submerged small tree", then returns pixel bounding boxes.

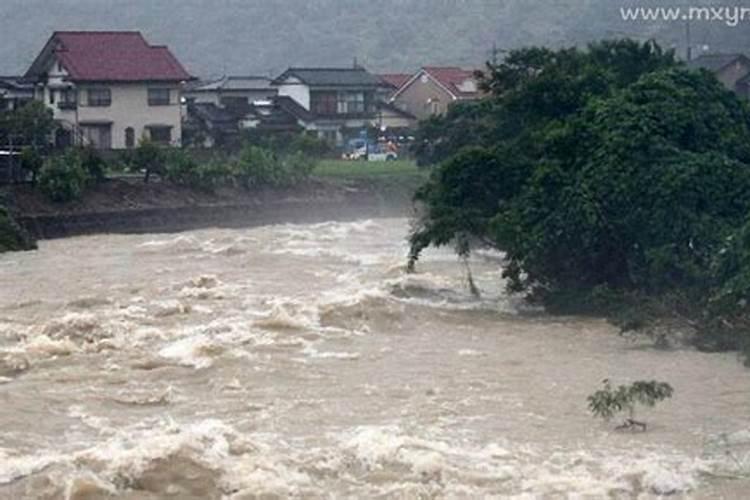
[588,379,674,431]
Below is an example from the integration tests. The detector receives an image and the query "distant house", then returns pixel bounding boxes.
[271,67,383,144]
[390,66,480,120]
[183,76,277,109]
[24,31,192,149]
[688,54,750,99]
[183,96,303,148]
[182,75,285,147]
[0,77,33,112]
[378,73,411,100]
[373,100,417,132]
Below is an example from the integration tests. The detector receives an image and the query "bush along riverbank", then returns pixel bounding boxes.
[8,152,424,242]
[408,39,750,364]
[0,193,36,253]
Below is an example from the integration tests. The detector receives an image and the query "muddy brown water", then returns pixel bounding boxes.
[1,217,749,499]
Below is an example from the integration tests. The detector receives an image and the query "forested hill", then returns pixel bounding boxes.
[1,0,747,77]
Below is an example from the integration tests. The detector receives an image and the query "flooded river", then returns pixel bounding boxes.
[1,217,749,499]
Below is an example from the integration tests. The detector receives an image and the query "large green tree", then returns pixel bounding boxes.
[409,40,750,358]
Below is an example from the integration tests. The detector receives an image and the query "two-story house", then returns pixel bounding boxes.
[24,31,192,149]
[390,67,480,121]
[271,67,383,144]
[688,53,750,99]
[0,77,34,112]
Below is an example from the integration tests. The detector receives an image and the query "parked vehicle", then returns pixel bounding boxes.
[341,139,398,161]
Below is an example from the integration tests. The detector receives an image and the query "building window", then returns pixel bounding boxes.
[57,89,77,110]
[49,90,55,104]
[337,92,365,114]
[125,127,135,149]
[147,126,172,144]
[148,88,171,106]
[311,92,337,115]
[81,124,112,149]
[426,98,441,115]
[87,88,111,107]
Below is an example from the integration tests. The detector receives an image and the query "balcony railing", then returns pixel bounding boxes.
[57,101,77,111]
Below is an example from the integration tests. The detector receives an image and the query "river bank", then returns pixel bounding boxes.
[7,172,423,241]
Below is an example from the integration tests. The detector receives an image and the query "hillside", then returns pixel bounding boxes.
[0,0,747,77]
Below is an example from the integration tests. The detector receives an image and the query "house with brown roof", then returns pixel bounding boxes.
[24,31,192,149]
[378,73,411,99]
[688,53,750,99]
[389,66,480,121]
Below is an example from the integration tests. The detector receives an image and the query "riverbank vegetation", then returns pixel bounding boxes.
[0,194,36,253]
[408,39,750,363]
[19,134,327,204]
[314,159,423,179]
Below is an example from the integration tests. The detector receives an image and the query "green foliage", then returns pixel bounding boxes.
[280,151,317,184]
[19,146,43,180]
[233,145,279,188]
[163,148,222,190]
[160,144,316,191]
[133,140,166,182]
[409,40,750,360]
[241,131,332,158]
[0,202,36,253]
[588,379,673,429]
[37,151,91,203]
[0,101,56,147]
[77,147,107,183]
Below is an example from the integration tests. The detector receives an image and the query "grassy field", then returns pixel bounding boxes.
[313,159,426,179]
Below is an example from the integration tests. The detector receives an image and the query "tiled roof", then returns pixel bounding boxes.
[375,100,416,120]
[189,76,274,92]
[274,95,314,122]
[379,73,411,90]
[0,76,33,91]
[273,67,382,87]
[26,31,191,82]
[422,66,479,98]
[687,53,750,72]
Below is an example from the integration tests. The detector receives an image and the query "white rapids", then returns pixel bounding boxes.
[0,217,748,499]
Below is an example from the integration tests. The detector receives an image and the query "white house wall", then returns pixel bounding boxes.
[276,77,310,110]
[47,83,182,149]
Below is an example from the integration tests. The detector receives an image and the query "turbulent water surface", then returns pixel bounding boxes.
[1,217,749,499]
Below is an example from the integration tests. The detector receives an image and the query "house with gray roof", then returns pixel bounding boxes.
[183,75,277,109]
[271,67,385,144]
[688,53,750,98]
[0,77,34,112]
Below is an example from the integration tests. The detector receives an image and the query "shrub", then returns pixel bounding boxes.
[164,148,201,187]
[77,147,107,183]
[279,151,316,185]
[233,145,279,188]
[133,140,166,183]
[19,147,44,183]
[0,203,36,253]
[37,151,90,202]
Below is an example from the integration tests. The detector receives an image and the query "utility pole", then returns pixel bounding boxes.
[686,20,693,61]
